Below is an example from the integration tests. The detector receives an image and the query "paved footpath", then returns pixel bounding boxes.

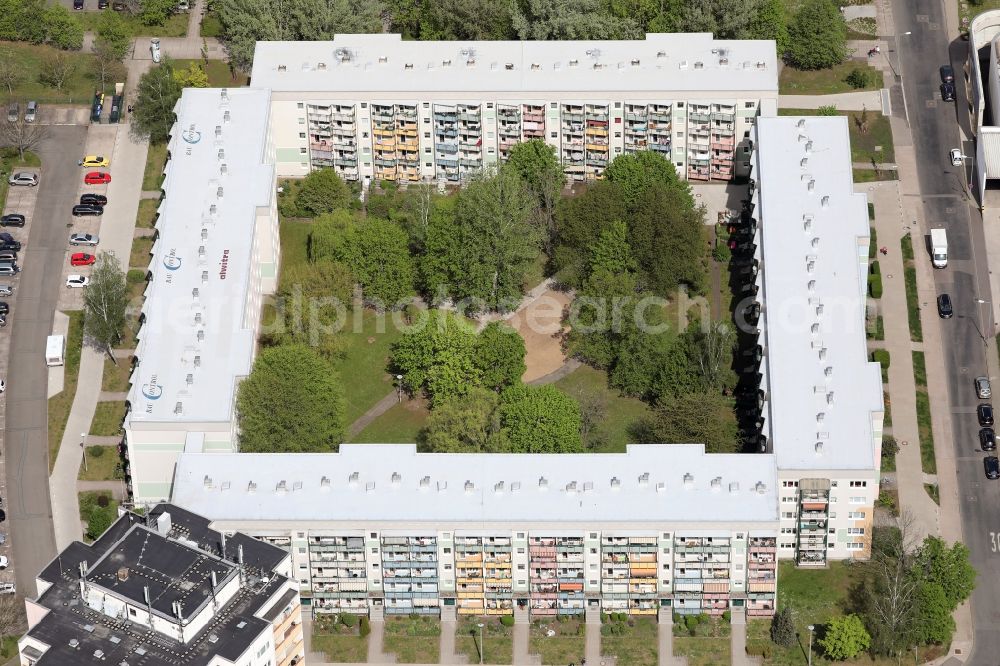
[778,90,884,110]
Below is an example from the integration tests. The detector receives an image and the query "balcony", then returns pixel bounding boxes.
[711,137,735,150]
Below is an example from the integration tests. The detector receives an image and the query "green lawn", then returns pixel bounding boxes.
[48,311,84,472]
[351,399,429,443]
[673,636,731,666]
[142,142,168,191]
[884,390,892,428]
[846,110,895,163]
[201,11,224,37]
[601,617,658,666]
[102,357,131,392]
[852,169,898,183]
[912,351,936,474]
[90,401,126,436]
[78,445,120,481]
[925,482,940,505]
[78,490,118,543]
[779,62,884,95]
[130,235,154,271]
[455,618,513,665]
[529,618,585,665]
[310,614,368,663]
[172,59,249,87]
[0,42,101,103]
[382,616,440,664]
[135,198,159,229]
[902,246,922,342]
[79,10,188,37]
[553,365,655,452]
[278,219,311,282]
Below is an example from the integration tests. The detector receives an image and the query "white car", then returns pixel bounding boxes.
[69,233,99,246]
[0,379,5,393]
[0,582,14,595]
[950,148,964,166]
[66,275,90,289]
[150,38,161,63]
[0,556,8,569]
[8,172,37,187]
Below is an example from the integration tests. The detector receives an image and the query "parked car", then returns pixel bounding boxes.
[24,101,37,123]
[985,456,1000,479]
[80,194,107,206]
[0,214,25,228]
[940,64,955,83]
[0,583,14,595]
[72,204,104,217]
[73,0,84,8]
[150,38,161,63]
[981,428,996,451]
[8,172,36,187]
[69,233,99,246]
[937,294,953,318]
[70,253,96,267]
[951,148,964,166]
[0,303,10,316]
[0,242,22,253]
[0,253,18,264]
[941,82,956,101]
[6,102,17,123]
[66,275,89,288]
[0,263,19,276]
[0,284,14,297]
[977,376,992,399]
[979,404,995,427]
[84,172,111,185]
[98,0,109,8]
[79,155,110,168]
[0,234,16,245]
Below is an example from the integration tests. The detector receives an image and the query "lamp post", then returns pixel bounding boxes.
[807,624,815,666]
[477,622,485,665]
[395,374,403,403]
[80,433,88,472]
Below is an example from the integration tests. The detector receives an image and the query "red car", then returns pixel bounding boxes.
[84,171,111,185]
[70,252,96,266]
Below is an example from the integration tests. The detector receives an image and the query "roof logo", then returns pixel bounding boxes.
[163,250,182,271]
[181,129,201,144]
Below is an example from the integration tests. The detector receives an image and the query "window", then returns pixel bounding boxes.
[735,563,744,570]
[781,512,795,519]
[550,132,557,138]
[850,481,867,488]
[298,132,306,139]
[424,148,431,153]
[371,548,377,554]
[677,102,684,108]
[423,102,430,108]
[781,496,794,503]
[517,548,525,554]
[676,132,684,138]
[129,608,137,616]
[297,118,304,124]
[782,481,799,488]
[488,148,495,154]
[847,542,865,550]
[487,103,494,109]
[614,131,621,138]
[298,547,306,554]
[849,496,864,504]
[296,102,304,109]
[444,564,452,570]
[848,511,865,519]
[847,527,865,535]
[676,162,683,167]
[517,532,525,539]
[744,102,755,108]
[590,548,597,554]
[363,132,369,138]
[299,147,307,154]
[614,102,622,108]
[518,564,525,570]
[443,547,451,553]
[829,512,836,519]
[361,103,368,109]
[550,102,558,108]
[424,132,431,138]
[425,162,432,167]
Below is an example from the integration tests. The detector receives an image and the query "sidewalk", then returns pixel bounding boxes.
[778,90,883,110]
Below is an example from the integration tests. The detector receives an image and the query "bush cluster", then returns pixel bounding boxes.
[869,273,883,298]
[746,641,774,658]
[499,616,515,627]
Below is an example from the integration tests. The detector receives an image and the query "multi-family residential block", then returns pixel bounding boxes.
[18,504,304,666]
[250,33,777,183]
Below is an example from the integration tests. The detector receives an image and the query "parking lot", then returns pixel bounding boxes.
[1,125,89,598]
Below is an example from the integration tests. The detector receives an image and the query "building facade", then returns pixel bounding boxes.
[18,504,304,666]
[170,444,780,619]
[250,34,778,183]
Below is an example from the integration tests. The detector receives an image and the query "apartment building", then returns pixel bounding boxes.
[749,116,884,566]
[124,87,280,503]
[249,33,778,183]
[170,444,780,619]
[18,504,304,666]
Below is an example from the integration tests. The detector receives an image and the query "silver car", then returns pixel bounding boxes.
[69,233,99,247]
[977,376,993,400]
[0,284,13,297]
[8,172,36,187]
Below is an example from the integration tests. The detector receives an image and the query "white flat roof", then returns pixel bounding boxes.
[250,33,778,94]
[171,444,779,525]
[127,87,273,425]
[756,116,883,470]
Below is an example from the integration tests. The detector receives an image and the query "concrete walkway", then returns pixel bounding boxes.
[778,90,884,111]
[659,614,686,666]
[439,619,465,664]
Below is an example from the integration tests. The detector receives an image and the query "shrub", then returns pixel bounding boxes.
[684,614,700,635]
[882,435,899,458]
[96,493,110,507]
[90,446,106,458]
[500,615,515,627]
[126,269,146,285]
[601,612,609,624]
[359,616,371,637]
[746,641,774,658]
[847,67,879,89]
[85,506,115,540]
[600,624,614,636]
[871,349,890,370]
[770,607,796,647]
[722,610,731,623]
[868,273,883,298]
[870,260,880,275]
[818,105,839,116]
[712,239,731,263]
[340,614,358,627]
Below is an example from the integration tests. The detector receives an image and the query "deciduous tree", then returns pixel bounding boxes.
[0,51,24,95]
[38,51,76,91]
[236,344,345,452]
[819,615,870,661]
[308,209,355,261]
[132,59,183,142]
[43,4,84,49]
[419,387,505,452]
[295,167,353,217]
[0,116,50,161]
[912,537,976,610]
[650,389,740,452]
[95,9,131,59]
[787,0,847,70]
[173,61,210,88]
[93,40,129,92]
[911,582,956,646]
[83,253,128,361]
[474,322,526,391]
[505,139,565,251]
[390,310,481,404]
[499,384,583,452]
[340,218,414,308]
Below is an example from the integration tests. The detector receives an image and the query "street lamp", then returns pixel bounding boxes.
[807,624,815,666]
[476,622,485,665]
[395,374,403,403]
[80,432,88,472]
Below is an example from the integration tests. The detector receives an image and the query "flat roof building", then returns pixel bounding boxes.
[18,504,304,666]
[123,87,280,505]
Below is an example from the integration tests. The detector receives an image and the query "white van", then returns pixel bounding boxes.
[46,334,65,366]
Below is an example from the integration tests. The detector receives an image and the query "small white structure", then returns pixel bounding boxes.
[44,335,64,367]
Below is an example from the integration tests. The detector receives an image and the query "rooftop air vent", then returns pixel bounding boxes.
[293,481,303,491]
[511,481,521,492]
[565,481,577,493]
[277,65,287,71]
[201,228,208,240]
[214,125,222,138]
[321,476,331,489]
[796,118,806,128]
[656,482,665,493]
[583,481,594,492]
[442,59,452,66]
[209,203,217,215]
[610,476,621,489]
[217,186,224,198]
[95,650,105,659]
[657,50,666,58]
[223,110,231,123]
[378,56,388,63]
[683,473,694,489]
[631,59,640,66]
[710,476,722,491]
[638,472,650,487]
[201,270,208,283]
[756,61,766,69]
[569,59,579,67]
[464,480,475,493]
[538,476,549,490]
[812,237,820,248]
[247,481,256,494]
[816,412,825,423]
[366,481,375,492]
[505,63,514,70]
[404,63,413,70]
[194,355,201,367]
[348,471,359,487]
[825,366,833,377]
[805,140,813,153]
[530,63,540,70]
[815,442,824,454]
[220,163,228,175]
[754,481,767,493]
[494,481,505,493]
[821,195,830,208]
[391,472,401,487]
[693,61,704,69]
[174,401,183,415]
[827,392,835,405]
[729,482,740,493]
[317,62,326,70]
[800,157,808,167]
[276,480,287,494]
[117,567,130,581]
[186,373,194,385]
[437,481,448,492]
[419,475,430,489]
[807,179,815,192]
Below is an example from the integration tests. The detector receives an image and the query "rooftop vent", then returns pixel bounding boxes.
[811,237,820,248]
[464,480,475,494]
[247,481,257,494]
[220,481,230,491]
[186,373,194,385]
[807,179,815,192]
[815,441,824,455]
[391,472,401,487]
[565,481,577,493]
[321,476,331,489]
[196,330,205,342]
[404,63,413,70]
[756,61,766,69]
[505,63,514,70]
[825,366,833,377]
[437,481,447,492]
[796,118,806,128]
[811,323,820,335]
[419,475,430,489]
[656,482,666,493]
[656,50,666,58]
[317,62,326,70]
[803,214,813,231]
[807,280,816,293]
[805,140,813,153]
[638,472,650,487]
[348,471,359,487]
[220,163,228,175]
[631,58,640,66]
[276,480,287,494]
[201,270,208,283]
[800,157,808,167]
[538,476,548,490]
[277,65,287,72]
[223,110,231,123]
[209,203,217,215]
[511,481,521,492]
[819,347,828,360]
[214,125,222,138]
[378,56,388,63]
[569,59,579,67]
[194,355,201,367]
[816,304,825,317]
[807,260,815,274]
[442,59,452,66]
[217,186,224,198]
[530,63,540,70]
[95,650,105,659]
[366,481,375,492]
[816,412,825,423]
[754,481,767,493]
[694,61,704,69]
[117,567,130,581]
[827,392,835,405]
[201,228,208,240]
[203,475,212,488]
[174,401,183,415]
[494,481,505,493]
[678,60,688,69]
[220,88,229,102]
[729,482,740,493]
[710,476,722,491]
[821,195,830,208]
[683,473,694,489]
[69,639,80,648]
[583,481,594,492]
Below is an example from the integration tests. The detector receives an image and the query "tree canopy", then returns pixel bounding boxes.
[132,60,183,143]
[499,384,583,453]
[83,253,128,361]
[787,0,847,70]
[819,615,871,661]
[339,218,414,308]
[236,344,345,452]
[474,322,527,391]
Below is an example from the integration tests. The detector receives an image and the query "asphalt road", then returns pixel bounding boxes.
[891,0,1000,661]
[4,126,87,598]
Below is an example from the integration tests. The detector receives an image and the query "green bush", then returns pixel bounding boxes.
[600,612,609,624]
[500,615,515,627]
[684,614,700,634]
[722,610,731,623]
[870,260,880,275]
[126,269,146,285]
[712,239,732,263]
[847,67,878,89]
[872,349,890,370]
[90,446,106,458]
[882,435,899,458]
[85,506,115,540]
[868,273,883,298]
[340,614,358,627]
[359,616,371,637]
[746,641,774,658]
